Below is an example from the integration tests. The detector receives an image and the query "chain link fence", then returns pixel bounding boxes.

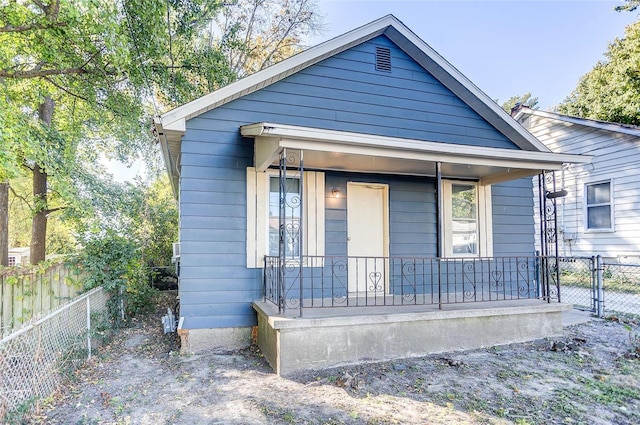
[557,256,640,317]
[557,257,597,311]
[601,261,640,317]
[0,287,110,423]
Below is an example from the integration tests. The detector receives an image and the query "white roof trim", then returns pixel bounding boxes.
[515,107,640,138]
[241,122,592,170]
[157,14,548,153]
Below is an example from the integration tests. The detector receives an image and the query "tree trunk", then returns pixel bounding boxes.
[0,181,8,266]
[30,96,55,264]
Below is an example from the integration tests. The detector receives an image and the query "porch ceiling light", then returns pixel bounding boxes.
[331,188,342,198]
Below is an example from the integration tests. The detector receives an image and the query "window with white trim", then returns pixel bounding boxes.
[585,180,613,231]
[268,176,301,257]
[442,180,493,257]
[8,256,16,267]
[246,167,325,268]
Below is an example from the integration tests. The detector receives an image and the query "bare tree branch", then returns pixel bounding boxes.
[45,206,65,215]
[0,66,89,79]
[9,185,33,212]
[42,77,90,102]
[0,65,117,79]
[0,21,66,33]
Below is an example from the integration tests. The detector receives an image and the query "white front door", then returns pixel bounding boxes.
[347,182,389,294]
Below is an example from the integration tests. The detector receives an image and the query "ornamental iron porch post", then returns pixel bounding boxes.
[278,148,304,316]
[538,171,562,303]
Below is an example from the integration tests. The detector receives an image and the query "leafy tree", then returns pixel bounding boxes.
[215,0,324,77]
[0,0,157,263]
[501,93,539,114]
[0,182,7,266]
[615,0,640,12]
[131,175,179,267]
[557,21,640,125]
[1,0,323,267]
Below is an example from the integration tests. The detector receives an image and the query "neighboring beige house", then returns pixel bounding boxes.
[515,107,640,262]
[8,247,30,266]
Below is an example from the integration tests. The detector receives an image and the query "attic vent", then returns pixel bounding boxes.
[375,46,391,72]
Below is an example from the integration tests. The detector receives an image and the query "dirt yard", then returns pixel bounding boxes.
[24,293,640,425]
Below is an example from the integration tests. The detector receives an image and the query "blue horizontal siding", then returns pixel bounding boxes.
[183,315,257,329]
[178,279,260,292]
[179,203,244,218]
[492,178,535,256]
[181,242,245,255]
[180,230,244,243]
[183,303,256,317]
[178,35,530,330]
[180,178,246,193]
[180,291,260,306]
[179,268,259,280]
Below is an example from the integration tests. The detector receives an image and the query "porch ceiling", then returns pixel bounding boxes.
[241,122,592,185]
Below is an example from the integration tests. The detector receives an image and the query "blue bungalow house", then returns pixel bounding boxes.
[154,15,589,374]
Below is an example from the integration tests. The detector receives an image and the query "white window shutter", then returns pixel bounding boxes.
[304,171,325,257]
[246,167,268,268]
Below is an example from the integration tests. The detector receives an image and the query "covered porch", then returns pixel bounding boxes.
[254,298,570,375]
[241,122,588,375]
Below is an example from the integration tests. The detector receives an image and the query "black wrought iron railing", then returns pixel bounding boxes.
[263,255,558,316]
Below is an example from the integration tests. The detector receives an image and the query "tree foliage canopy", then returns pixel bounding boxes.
[1,0,323,266]
[500,93,539,114]
[557,20,640,125]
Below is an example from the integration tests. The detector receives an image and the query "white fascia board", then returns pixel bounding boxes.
[516,108,640,138]
[279,139,564,171]
[242,123,592,166]
[161,118,186,133]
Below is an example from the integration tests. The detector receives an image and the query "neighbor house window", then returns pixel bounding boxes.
[585,181,612,230]
[8,256,16,267]
[246,167,325,268]
[442,180,493,257]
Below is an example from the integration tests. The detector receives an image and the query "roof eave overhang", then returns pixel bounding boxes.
[153,116,183,198]
[514,108,640,138]
[242,123,593,185]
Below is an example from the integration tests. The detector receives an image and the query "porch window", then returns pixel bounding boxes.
[585,180,612,231]
[442,180,493,257]
[268,176,300,257]
[246,167,325,268]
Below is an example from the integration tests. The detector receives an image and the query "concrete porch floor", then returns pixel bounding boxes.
[253,299,573,376]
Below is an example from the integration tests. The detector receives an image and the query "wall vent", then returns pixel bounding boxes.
[375,46,391,72]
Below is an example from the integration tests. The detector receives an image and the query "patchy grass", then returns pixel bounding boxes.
[20,307,640,425]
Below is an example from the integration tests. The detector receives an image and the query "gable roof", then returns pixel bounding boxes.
[154,15,589,195]
[154,15,549,186]
[154,14,550,146]
[514,107,640,138]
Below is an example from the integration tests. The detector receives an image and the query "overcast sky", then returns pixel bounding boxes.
[312,0,638,110]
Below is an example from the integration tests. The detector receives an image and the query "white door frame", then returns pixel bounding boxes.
[347,182,390,294]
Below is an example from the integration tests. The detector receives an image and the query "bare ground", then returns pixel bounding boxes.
[23,293,640,425]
